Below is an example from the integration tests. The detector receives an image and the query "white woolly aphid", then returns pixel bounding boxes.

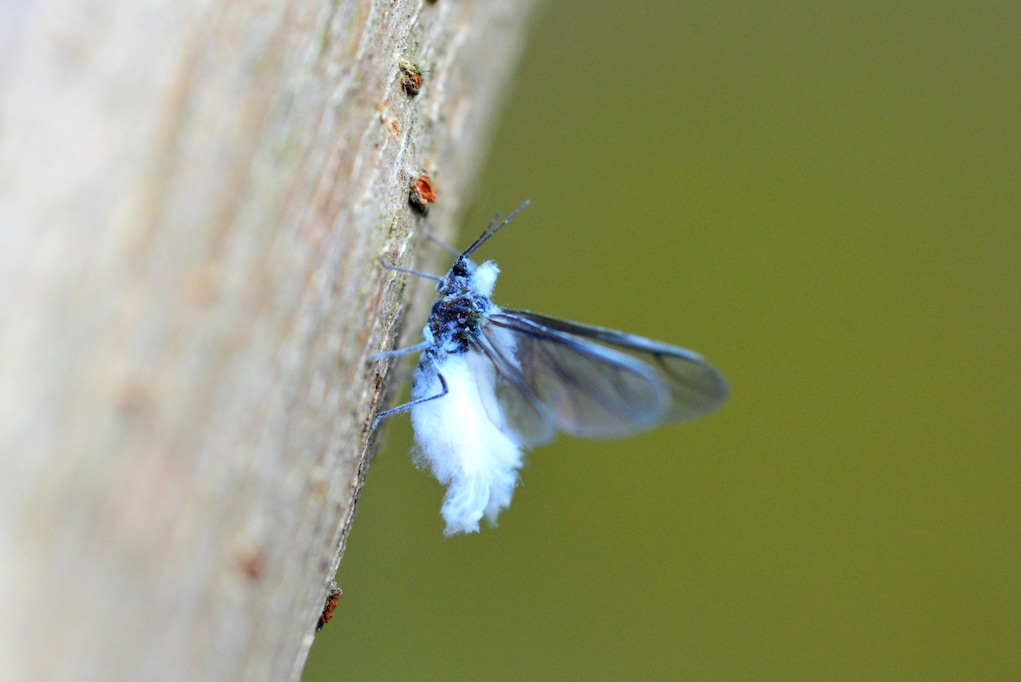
[372,203,729,536]
[409,261,524,535]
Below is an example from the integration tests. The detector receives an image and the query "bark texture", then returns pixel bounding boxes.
[0,1,535,680]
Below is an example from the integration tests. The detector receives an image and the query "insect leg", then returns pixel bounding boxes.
[369,340,432,362]
[370,327,435,362]
[371,372,449,429]
[425,233,460,255]
[377,258,444,283]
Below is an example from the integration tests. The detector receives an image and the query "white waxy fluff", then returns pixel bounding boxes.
[471,261,500,298]
[411,347,524,535]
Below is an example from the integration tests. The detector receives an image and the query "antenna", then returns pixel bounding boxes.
[460,200,531,259]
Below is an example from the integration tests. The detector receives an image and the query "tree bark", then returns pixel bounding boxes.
[0,1,536,680]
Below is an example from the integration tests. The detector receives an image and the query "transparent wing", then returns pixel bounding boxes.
[470,332,557,447]
[484,313,678,439]
[495,309,728,425]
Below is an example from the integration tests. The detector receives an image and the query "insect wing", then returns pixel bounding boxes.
[498,309,728,423]
[469,331,557,447]
[486,313,674,438]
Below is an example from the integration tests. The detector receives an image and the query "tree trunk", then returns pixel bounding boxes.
[0,1,536,680]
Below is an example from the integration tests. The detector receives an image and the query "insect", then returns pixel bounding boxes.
[398,60,424,97]
[372,203,728,535]
[316,582,343,632]
[408,173,438,215]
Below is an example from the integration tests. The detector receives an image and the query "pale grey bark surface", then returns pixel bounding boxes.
[0,1,536,679]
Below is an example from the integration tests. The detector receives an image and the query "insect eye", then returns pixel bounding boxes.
[451,260,469,277]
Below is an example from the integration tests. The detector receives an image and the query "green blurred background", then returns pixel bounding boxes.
[306,3,1019,679]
